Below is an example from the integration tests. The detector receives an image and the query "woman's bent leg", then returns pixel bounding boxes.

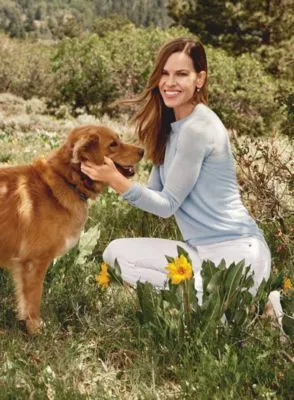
[196,237,271,295]
[103,237,203,294]
[103,236,271,304]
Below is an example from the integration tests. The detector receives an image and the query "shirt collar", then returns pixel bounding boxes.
[170,103,203,133]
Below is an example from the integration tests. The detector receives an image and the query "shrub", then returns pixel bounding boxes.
[49,26,190,114]
[0,27,290,137]
[207,48,282,136]
[91,14,132,37]
[232,133,294,274]
[50,26,285,136]
[102,25,191,96]
[277,90,294,138]
[0,34,53,99]
[232,134,293,226]
[50,35,116,114]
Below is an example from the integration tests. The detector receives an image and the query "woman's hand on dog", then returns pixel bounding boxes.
[81,157,132,194]
[82,157,117,183]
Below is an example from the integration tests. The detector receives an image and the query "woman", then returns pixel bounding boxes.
[81,38,271,302]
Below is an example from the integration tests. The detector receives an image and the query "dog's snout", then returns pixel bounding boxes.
[139,148,144,158]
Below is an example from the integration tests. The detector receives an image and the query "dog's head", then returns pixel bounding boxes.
[69,125,144,178]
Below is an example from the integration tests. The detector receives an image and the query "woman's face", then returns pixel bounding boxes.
[159,51,204,120]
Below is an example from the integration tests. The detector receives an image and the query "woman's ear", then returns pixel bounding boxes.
[196,70,207,89]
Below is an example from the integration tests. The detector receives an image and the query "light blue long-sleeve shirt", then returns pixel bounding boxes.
[121,103,264,245]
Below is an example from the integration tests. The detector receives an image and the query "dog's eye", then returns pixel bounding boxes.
[109,141,118,148]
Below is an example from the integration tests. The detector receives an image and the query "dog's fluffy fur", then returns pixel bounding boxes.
[0,125,143,334]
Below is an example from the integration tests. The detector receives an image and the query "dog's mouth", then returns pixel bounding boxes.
[114,162,135,177]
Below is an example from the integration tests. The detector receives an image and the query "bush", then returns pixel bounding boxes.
[102,25,190,96]
[0,34,53,99]
[91,14,132,37]
[50,35,116,113]
[231,133,293,274]
[207,48,282,136]
[232,134,293,225]
[0,27,291,136]
[49,26,190,114]
[278,90,294,138]
[50,26,285,135]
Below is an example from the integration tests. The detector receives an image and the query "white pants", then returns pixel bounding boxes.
[103,237,271,304]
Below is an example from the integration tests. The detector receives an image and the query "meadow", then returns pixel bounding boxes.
[0,93,293,400]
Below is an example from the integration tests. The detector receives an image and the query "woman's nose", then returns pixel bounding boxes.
[165,75,176,86]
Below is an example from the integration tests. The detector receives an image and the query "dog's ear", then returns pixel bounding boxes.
[72,135,104,165]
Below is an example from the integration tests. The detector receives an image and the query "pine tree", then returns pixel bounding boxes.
[167,0,294,53]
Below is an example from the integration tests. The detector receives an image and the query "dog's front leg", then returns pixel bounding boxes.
[12,259,50,334]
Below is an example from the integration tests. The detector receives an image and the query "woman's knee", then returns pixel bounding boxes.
[103,238,127,266]
[250,239,271,288]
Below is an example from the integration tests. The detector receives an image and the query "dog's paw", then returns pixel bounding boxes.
[26,318,41,335]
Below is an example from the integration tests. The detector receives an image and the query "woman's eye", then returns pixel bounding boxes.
[178,72,188,76]
[162,70,168,75]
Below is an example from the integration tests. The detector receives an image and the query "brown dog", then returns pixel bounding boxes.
[0,125,144,334]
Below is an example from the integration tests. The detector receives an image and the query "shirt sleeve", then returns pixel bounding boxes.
[146,165,163,191]
[121,126,213,218]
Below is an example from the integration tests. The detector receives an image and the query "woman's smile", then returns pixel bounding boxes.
[163,89,182,98]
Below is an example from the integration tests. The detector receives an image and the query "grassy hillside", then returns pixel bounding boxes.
[0,94,293,399]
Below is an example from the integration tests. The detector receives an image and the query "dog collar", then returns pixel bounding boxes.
[68,183,88,201]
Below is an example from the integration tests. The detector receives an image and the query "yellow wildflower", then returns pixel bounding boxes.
[165,255,193,285]
[283,277,293,293]
[96,262,110,288]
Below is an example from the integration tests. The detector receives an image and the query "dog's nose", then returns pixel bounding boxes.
[139,148,144,157]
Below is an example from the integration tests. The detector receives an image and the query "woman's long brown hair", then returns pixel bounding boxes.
[116,38,208,165]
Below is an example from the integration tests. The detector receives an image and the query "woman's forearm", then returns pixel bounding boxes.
[109,173,133,194]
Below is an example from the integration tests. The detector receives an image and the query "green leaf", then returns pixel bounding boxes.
[281,291,294,315]
[217,258,227,270]
[176,245,192,264]
[270,272,284,291]
[282,315,294,340]
[161,288,181,309]
[107,262,123,286]
[233,308,248,326]
[201,288,222,336]
[76,225,100,265]
[223,261,246,301]
[186,277,200,311]
[165,255,174,264]
[136,281,161,324]
[113,257,122,275]
[206,270,223,294]
[201,260,219,294]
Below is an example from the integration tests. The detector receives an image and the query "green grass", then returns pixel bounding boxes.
[1,195,293,399]
[0,97,293,399]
